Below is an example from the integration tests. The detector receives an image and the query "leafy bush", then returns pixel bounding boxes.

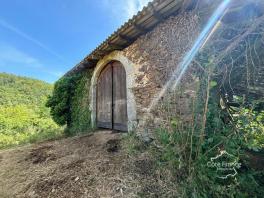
[46,75,79,126]
[0,104,63,149]
[46,70,94,135]
[236,109,264,151]
[151,94,264,197]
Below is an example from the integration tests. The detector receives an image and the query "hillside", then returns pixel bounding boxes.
[0,73,53,106]
[0,73,62,149]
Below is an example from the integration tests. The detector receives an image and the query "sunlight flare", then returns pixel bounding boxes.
[147,0,231,114]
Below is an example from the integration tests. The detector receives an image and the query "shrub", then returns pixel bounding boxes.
[46,74,80,126]
[46,70,94,135]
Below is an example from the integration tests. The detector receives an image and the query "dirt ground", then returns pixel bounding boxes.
[0,130,179,198]
[0,131,147,198]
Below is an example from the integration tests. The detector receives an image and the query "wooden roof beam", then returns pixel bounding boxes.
[89,53,102,60]
[150,4,165,21]
[65,0,186,75]
[107,42,125,50]
[92,49,113,58]
[133,23,148,34]
[83,58,98,64]
[118,34,134,43]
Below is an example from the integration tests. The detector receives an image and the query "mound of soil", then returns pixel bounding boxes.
[105,139,121,153]
[25,145,56,164]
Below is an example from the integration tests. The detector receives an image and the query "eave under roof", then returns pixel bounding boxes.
[66,0,186,75]
[66,0,262,76]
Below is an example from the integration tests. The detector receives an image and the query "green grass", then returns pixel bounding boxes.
[121,132,147,155]
[0,128,64,150]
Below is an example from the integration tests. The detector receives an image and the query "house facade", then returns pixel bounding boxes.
[64,0,264,135]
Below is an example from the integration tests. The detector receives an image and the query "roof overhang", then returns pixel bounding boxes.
[65,0,263,76]
[65,0,187,76]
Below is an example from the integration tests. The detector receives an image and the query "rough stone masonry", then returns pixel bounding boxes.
[122,12,200,135]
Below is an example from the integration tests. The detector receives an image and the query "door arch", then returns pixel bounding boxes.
[97,61,128,131]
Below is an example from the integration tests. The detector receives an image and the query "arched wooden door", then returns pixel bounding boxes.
[97,61,128,131]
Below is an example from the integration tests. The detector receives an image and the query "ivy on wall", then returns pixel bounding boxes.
[70,69,94,134]
[46,69,94,135]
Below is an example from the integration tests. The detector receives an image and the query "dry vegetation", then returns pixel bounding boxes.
[0,131,171,198]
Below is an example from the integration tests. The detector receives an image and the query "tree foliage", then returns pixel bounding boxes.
[46,74,80,126]
[46,70,93,135]
[0,73,62,149]
[0,73,52,106]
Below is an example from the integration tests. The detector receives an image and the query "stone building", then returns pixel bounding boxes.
[64,0,264,134]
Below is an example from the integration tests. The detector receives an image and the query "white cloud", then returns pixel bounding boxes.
[0,44,63,77]
[0,45,42,68]
[103,0,152,21]
[127,0,152,18]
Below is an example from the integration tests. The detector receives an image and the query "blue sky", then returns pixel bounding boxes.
[0,0,150,83]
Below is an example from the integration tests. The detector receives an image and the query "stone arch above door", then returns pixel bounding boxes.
[90,51,137,131]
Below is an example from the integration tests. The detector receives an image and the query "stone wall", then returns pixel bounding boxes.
[122,12,201,135]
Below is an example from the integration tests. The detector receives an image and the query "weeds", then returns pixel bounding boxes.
[122,132,147,155]
[125,59,264,197]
